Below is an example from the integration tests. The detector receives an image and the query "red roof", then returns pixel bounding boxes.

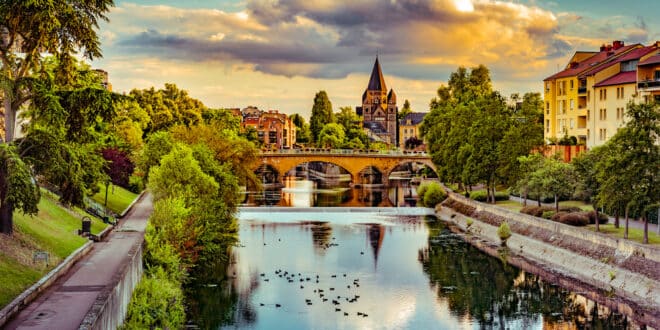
[639,54,660,66]
[580,45,654,77]
[544,44,638,81]
[593,71,637,87]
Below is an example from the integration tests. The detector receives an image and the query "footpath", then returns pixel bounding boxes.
[4,193,152,330]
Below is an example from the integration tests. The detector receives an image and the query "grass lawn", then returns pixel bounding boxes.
[588,224,660,245]
[91,183,139,215]
[1,197,108,308]
[558,200,593,211]
[495,200,524,211]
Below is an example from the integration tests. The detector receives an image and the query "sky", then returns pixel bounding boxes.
[91,0,660,119]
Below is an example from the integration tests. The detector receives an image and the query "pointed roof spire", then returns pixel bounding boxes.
[367,56,387,91]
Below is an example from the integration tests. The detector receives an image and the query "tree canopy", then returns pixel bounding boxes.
[309,91,334,144]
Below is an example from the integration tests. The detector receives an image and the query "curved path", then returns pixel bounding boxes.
[5,194,152,330]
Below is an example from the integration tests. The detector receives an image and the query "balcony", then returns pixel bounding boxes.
[578,87,587,94]
[638,79,660,91]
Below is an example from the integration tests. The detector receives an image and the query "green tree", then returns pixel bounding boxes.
[0,145,40,234]
[398,99,412,120]
[514,153,544,206]
[289,113,311,145]
[336,106,368,148]
[130,83,205,133]
[0,1,113,234]
[309,91,334,144]
[318,123,345,149]
[572,146,607,231]
[532,158,576,212]
[596,101,659,243]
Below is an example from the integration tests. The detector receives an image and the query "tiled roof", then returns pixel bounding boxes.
[580,45,653,77]
[364,121,387,133]
[639,54,660,66]
[367,57,387,91]
[544,44,638,81]
[399,112,426,126]
[593,71,637,87]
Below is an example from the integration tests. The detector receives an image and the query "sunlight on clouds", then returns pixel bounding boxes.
[453,0,474,12]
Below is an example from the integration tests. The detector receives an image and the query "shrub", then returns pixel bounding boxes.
[469,190,488,201]
[520,206,554,217]
[556,212,589,226]
[494,192,510,201]
[416,183,430,207]
[551,211,568,222]
[559,206,583,213]
[497,222,512,243]
[128,175,145,194]
[584,211,609,225]
[121,268,186,330]
[541,211,555,219]
[423,182,447,207]
[443,199,476,216]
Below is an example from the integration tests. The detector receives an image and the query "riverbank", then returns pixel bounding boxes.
[437,192,660,327]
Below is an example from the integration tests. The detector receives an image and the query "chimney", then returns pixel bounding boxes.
[606,45,613,51]
[570,61,579,69]
[600,44,607,51]
[612,40,624,50]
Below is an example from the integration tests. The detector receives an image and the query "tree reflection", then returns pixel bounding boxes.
[419,220,633,328]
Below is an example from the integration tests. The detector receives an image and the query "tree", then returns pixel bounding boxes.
[596,101,659,243]
[572,147,607,231]
[318,123,345,149]
[0,1,113,234]
[0,144,39,234]
[335,106,368,148]
[102,147,135,188]
[289,113,311,145]
[404,137,423,150]
[514,153,544,206]
[309,91,334,144]
[532,158,576,212]
[398,99,412,120]
[130,84,205,134]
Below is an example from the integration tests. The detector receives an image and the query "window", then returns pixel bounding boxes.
[546,102,549,114]
[570,99,574,110]
[587,90,590,102]
[599,108,607,121]
[587,129,590,140]
[603,89,607,100]
[546,120,550,133]
[570,118,574,129]
[655,70,660,81]
[587,110,590,121]
[570,80,574,89]
[562,100,567,114]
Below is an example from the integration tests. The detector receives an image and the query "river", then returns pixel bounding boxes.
[185,209,639,329]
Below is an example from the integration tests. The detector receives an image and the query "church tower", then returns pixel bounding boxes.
[356,57,398,146]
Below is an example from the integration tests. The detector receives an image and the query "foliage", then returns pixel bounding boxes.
[138,131,174,181]
[520,206,555,218]
[529,158,576,211]
[336,106,369,148]
[0,145,40,233]
[129,84,206,134]
[318,123,345,148]
[421,66,544,203]
[497,222,512,243]
[398,99,412,120]
[469,190,509,202]
[127,175,145,194]
[423,182,448,208]
[541,211,555,219]
[101,148,135,188]
[91,183,138,215]
[289,113,312,144]
[404,137,423,150]
[121,268,185,330]
[309,91,334,144]
[552,212,589,226]
[594,101,659,243]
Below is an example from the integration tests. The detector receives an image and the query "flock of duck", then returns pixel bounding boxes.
[257,264,370,318]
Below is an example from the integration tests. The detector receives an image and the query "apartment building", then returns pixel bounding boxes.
[240,107,296,149]
[544,40,660,148]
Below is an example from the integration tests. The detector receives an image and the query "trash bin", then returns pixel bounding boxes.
[82,216,91,234]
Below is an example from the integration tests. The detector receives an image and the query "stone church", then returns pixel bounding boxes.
[356,57,398,146]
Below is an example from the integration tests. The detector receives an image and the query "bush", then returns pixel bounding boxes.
[422,182,447,207]
[584,211,609,225]
[442,199,476,216]
[550,212,568,222]
[469,190,509,202]
[416,183,430,206]
[121,268,185,330]
[497,222,512,243]
[520,206,554,217]
[128,175,145,194]
[541,211,555,219]
[556,212,589,226]
[559,206,583,213]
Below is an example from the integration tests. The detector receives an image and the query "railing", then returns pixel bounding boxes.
[260,148,429,157]
[638,79,660,89]
[577,87,587,94]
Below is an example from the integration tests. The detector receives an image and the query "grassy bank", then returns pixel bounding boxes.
[587,224,660,245]
[0,197,108,307]
[91,184,139,215]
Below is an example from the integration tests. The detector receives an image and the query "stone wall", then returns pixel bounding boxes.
[439,192,660,316]
[78,236,143,330]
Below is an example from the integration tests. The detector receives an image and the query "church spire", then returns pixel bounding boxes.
[367,56,387,92]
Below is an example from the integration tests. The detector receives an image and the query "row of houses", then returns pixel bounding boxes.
[544,40,660,149]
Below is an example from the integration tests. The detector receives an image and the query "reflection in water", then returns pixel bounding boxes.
[185,213,644,329]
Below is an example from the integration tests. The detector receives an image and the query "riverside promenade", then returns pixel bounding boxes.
[5,194,152,329]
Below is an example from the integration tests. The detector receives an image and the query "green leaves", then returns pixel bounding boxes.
[310,90,334,144]
[0,144,39,216]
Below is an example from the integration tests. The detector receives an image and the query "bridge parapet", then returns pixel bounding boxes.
[260,148,429,157]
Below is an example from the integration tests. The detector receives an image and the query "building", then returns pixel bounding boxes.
[239,107,296,150]
[543,40,660,148]
[356,57,398,146]
[398,112,426,149]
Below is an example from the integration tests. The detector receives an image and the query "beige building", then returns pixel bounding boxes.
[398,112,426,149]
[543,40,660,148]
[240,107,296,149]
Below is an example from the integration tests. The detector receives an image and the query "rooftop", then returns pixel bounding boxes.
[593,71,637,87]
[544,43,638,81]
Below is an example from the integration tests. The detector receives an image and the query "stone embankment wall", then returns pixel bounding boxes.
[78,234,144,330]
[437,192,660,318]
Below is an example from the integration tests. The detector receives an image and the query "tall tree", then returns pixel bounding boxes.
[289,113,311,145]
[596,101,659,243]
[398,99,412,120]
[309,91,334,144]
[130,83,205,134]
[533,158,576,212]
[0,1,113,234]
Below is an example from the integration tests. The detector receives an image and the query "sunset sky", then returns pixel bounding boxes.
[91,0,660,118]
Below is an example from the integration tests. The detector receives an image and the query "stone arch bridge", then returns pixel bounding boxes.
[256,150,436,185]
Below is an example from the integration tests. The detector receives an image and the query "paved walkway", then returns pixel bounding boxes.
[508,195,659,233]
[5,194,152,330]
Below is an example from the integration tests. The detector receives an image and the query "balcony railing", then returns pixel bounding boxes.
[638,79,660,90]
[578,87,587,94]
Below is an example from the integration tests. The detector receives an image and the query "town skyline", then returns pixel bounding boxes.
[91,0,660,118]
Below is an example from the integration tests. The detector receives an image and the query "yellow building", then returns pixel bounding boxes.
[398,112,426,149]
[543,41,639,145]
[637,46,660,104]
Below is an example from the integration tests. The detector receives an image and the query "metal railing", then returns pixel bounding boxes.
[259,148,429,157]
